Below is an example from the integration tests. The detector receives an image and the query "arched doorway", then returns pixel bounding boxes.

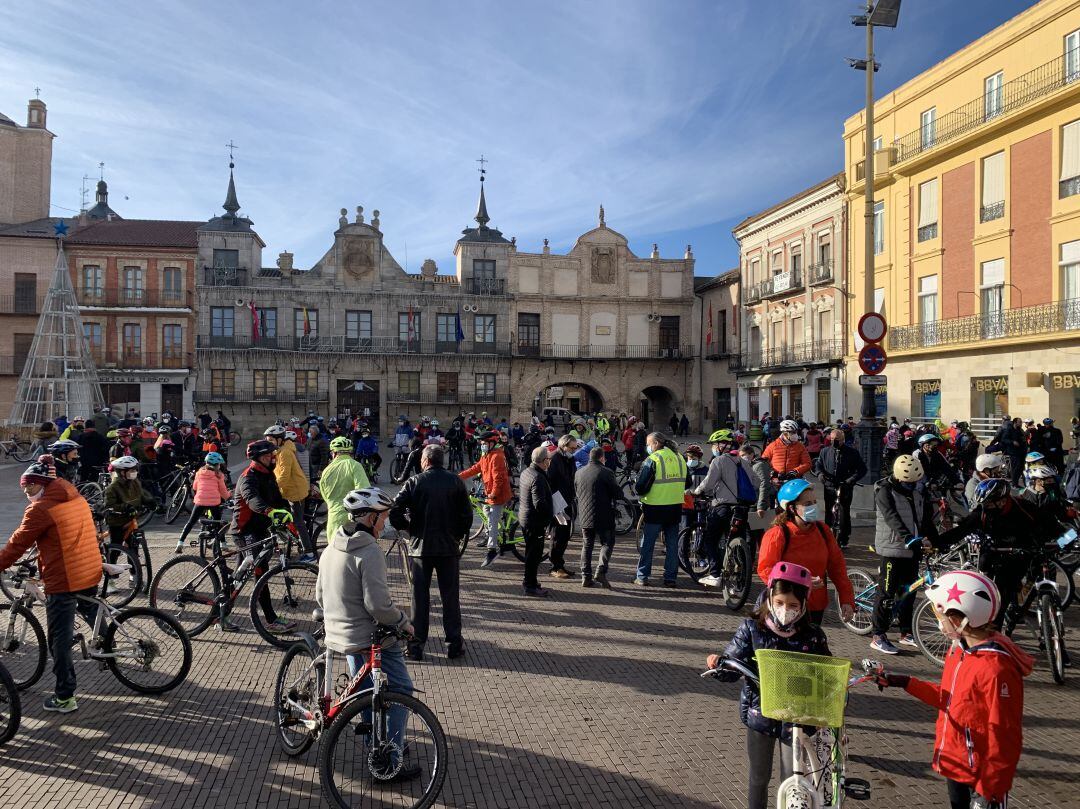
[534,382,605,428]
[639,385,678,432]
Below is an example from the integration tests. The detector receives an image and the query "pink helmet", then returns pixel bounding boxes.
[767,561,812,589]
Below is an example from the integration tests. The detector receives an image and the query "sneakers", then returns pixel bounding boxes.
[633,577,649,587]
[173,542,185,554]
[43,695,78,713]
[550,569,571,579]
[218,616,242,633]
[698,574,723,588]
[898,633,918,648]
[870,636,900,655]
[296,553,317,564]
[266,618,298,635]
[480,550,497,569]
[581,578,594,588]
[388,760,423,782]
[523,585,550,597]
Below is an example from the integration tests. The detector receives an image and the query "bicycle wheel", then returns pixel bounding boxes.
[103,606,192,694]
[274,641,324,756]
[100,544,142,608]
[136,505,154,529]
[0,604,46,690]
[165,484,190,524]
[229,431,242,447]
[614,499,636,536]
[721,537,752,612]
[1048,559,1075,610]
[912,597,949,666]
[0,548,38,602]
[149,555,222,637]
[504,520,543,563]
[78,481,104,512]
[839,568,876,635]
[1040,592,1066,685]
[468,509,487,542]
[249,562,321,649]
[390,454,407,483]
[318,690,448,809]
[677,526,709,582]
[0,662,20,747]
[9,441,32,463]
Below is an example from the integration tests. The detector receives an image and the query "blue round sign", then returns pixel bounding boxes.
[859,344,888,375]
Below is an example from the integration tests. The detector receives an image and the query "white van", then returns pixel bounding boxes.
[540,407,576,429]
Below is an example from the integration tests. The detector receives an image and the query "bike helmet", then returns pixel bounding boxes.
[777,478,812,508]
[246,439,276,459]
[177,420,191,428]
[478,429,499,442]
[342,487,394,516]
[424,436,446,446]
[142,417,154,426]
[431,419,440,427]
[708,429,734,444]
[892,454,925,483]
[685,444,703,457]
[971,477,1010,507]
[158,438,174,448]
[329,436,353,453]
[1043,418,1054,425]
[779,419,799,433]
[1027,464,1056,480]
[767,561,812,589]
[284,430,297,441]
[204,451,225,465]
[263,425,286,438]
[974,453,1004,472]
[917,433,940,446]
[116,427,132,438]
[48,439,80,456]
[110,455,139,471]
[925,569,1000,630]
[1024,451,1044,464]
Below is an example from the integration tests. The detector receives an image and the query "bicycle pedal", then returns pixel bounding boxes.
[352,722,373,737]
[843,778,871,800]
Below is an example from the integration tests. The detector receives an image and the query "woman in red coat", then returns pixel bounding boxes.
[875,569,1032,809]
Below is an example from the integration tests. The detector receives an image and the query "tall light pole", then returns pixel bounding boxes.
[850,0,901,481]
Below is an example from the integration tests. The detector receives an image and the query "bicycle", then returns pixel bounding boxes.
[0,435,32,463]
[447,442,465,473]
[162,464,197,524]
[149,509,320,648]
[467,487,530,561]
[390,445,410,482]
[926,479,967,532]
[0,559,192,694]
[274,624,448,808]
[677,498,752,610]
[702,653,877,808]
[0,662,19,746]
[106,507,156,596]
[359,454,380,484]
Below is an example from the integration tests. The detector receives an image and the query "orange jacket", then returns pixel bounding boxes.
[761,438,812,476]
[756,519,854,612]
[0,479,102,594]
[460,449,512,505]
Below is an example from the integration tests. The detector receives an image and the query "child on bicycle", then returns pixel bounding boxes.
[873,569,1032,809]
[104,455,159,549]
[175,451,231,553]
[706,561,831,809]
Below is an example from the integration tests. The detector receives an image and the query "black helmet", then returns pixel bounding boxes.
[246,439,276,460]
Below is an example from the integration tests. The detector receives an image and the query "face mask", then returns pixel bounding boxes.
[646,446,655,455]
[26,489,44,502]
[687,459,700,469]
[781,434,794,444]
[125,470,139,480]
[712,448,721,458]
[772,605,803,627]
[800,504,822,522]
[480,444,490,454]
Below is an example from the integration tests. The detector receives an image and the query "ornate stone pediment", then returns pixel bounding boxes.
[591,246,616,283]
[342,236,376,280]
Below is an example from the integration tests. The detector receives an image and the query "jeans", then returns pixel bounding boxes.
[823,484,853,546]
[636,521,680,582]
[704,505,733,577]
[746,727,793,809]
[484,504,503,550]
[523,527,546,589]
[346,644,414,765]
[550,520,572,572]
[410,556,462,650]
[46,588,98,699]
[871,556,919,636]
[177,504,222,548]
[580,526,615,579]
[289,500,315,554]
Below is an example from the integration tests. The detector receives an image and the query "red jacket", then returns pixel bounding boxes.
[761,438,812,476]
[756,520,854,612]
[621,427,635,451]
[904,634,1033,802]
[460,449,512,506]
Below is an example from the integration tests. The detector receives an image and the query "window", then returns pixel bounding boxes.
[718,309,728,354]
[475,373,496,400]
[920,107,936,149]
[256,307,277,338]
[13,273,37,313]
[918,276,938,346]
[917,179,938,241]
[873,201,885,254]
[254,370,276,399]
[818,235,831,266]
[82,322,103,353]
[398,371,420,399]
[211,369,235,398]
[816,308,833,344]
[295,370,318,397]
[980,259,1005,339]
[82,265,103,298]
[1061,120,1080,198]
[122,323,142,354]
[790,315,803,349]
[659,316,680,353]
[162,266,182,302]
[212,249,238,269]
[162,324,182,364]
[210,306,234,337]
[872,136,882,152]
[437,372,458,402]
[122,267,143,304]
[984,71,1003,120]
[436,313,458,350]
[517,312,540,353]
[770,251,783,275]
[399,311,421,344]
[790,247,802,277]
[770,320,783,352]
[472,259,496,280]
[749,258,760,287]
[1062,240,1080,329]
[294,308,317,338]
[1067,30,1079,82]
[13,333,34,374]
[980,152,1005,222]
[474,314,495,343]
[346,310,371,341]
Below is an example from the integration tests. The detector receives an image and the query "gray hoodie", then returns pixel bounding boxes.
[315,523,410,653]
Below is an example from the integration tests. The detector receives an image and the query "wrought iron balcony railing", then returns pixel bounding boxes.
[76,288,192,308]
[89,351,192,370]
[917,223,938,242]
[807,260,834,286]
[758,267,803,299]
[386,391,511,404]
[742,284,761,304]
[729,339,844,372]
[889,298,1080,351]
[200,266,249,287]
[0,294,46,315]
[980,201,1005,223]
[194,388,329,403]
[468,278,506,295]
[894,49,1080,164]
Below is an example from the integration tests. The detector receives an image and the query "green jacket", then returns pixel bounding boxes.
[320,455,370,540]
[103,478,157,527]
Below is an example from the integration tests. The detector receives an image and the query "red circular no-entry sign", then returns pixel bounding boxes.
[857,312,888,344]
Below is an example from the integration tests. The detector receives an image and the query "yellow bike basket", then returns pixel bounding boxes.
[754,649,851,727]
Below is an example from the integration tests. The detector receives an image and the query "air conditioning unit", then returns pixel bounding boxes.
[874,147,896,175]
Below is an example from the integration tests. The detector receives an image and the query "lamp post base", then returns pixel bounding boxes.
[855,383,884,483]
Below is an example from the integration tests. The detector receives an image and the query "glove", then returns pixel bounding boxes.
[874,673,910,689]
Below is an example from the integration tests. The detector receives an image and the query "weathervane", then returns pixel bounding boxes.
[226,140,238,168]
[476,154,487,183]
[98,161,105,181]
[34,87,41,99]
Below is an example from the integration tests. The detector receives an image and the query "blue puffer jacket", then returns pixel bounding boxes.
[717,617,832,739]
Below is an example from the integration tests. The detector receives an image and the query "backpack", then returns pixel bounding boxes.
[1064,461,1080,502]
[735,462,756,503]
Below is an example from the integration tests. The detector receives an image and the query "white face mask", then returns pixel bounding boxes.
[26,489,44,502]
[125,470,139,481]
[772,605,803,627]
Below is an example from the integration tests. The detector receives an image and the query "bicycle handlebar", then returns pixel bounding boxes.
[701,657,759,684]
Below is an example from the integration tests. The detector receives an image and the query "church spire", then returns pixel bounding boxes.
[474,153,489,229]
[223,163,240,216]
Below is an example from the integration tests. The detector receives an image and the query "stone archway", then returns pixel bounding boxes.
[636,382,682,433]
[511,369,619,424]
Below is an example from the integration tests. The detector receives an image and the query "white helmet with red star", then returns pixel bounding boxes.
[925,569,1000,630]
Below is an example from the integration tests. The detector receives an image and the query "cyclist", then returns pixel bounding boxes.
[760,419,812,487]
[692,429,760,588]
[964,453,1006,507]
[459,429,512,569]
[306,425,329,483]
[415,417,432,442]
[103,455,159,550]
[169,420,199,464]
[737,442,772,520]
[355,429,382,480]
[1021,463,1073,524]
[59,416,84,442]
[814,428,866,549]
[870,454,939,655]
[951,421,981,480]
[108,427,133,460]
[913,432,961,492]
[444,418,464,450]
[320,436,370,542]
[705,562,832,809]
[174,451,231,553]
[683,443,707,518]
[598,436,620,472]
[874,570,1032,809]
[201,418,225,458]
[0,461,103,714]
[393,415,414,452]
[264,425,315,561]
[428,418,443,440]
[48,439,81,484]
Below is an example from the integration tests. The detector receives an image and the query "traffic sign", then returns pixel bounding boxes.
[858,344,888,375]
[857,312,888,344]
[859,374,887,386]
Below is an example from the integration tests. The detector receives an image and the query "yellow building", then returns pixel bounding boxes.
[843,0,1080,435]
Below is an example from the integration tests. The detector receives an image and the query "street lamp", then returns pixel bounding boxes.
[848,0,901,481]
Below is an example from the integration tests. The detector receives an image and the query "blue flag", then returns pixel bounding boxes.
[455,310,465,343]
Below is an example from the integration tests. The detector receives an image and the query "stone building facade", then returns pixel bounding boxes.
[694,270,740,430]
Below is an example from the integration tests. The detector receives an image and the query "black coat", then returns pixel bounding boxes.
[75,428,110,472]
[574,461,624,531]
[816,443,867,487]
[518,463,554,534]
[547,452,577,507]
[229,462,286,538]
[389,467,472,557]
[308,437,330,480]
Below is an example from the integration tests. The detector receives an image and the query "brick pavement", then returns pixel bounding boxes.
[0,461,1077,807]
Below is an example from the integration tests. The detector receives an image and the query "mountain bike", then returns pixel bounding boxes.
[614,497,638,536]
[149,509,320,648]
[274,624,448,808]
[359,454,380,484]
[927,479,967,532]
[703,653,877,808]
[0,662,19,746]
[76,466,112,512]
[0,560,191,694]
[0,435,32,463]
[390,445,410,482]
[467,487,531,561]
[106,507,156,595]
[678,499,752,610]
[447,442,465,473]
[162,464,197,524]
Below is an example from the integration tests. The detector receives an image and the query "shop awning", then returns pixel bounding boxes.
[737,373,809,390]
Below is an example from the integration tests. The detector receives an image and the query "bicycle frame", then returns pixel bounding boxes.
[282,634,387,733]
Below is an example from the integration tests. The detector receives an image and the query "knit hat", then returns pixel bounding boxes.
[21,458,55,487]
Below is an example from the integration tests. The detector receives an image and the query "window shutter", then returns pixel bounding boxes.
[918,179,938,227]
[981,258,1005,287]
[1061,239,1080,265]
[1061,121,1080,181]
[982,152,1005,205]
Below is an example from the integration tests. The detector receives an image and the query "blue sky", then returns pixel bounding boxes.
[1,0,1034,277]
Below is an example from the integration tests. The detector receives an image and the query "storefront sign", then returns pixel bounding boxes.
[1049,372,1080,389]
[971,376,1008,394]
[99,375,173,384]
[911,379,940,394]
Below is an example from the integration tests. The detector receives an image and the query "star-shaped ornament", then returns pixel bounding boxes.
[53,220,69,236]
[946,583,965,604]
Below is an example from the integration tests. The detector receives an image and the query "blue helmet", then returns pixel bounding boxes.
[972,477,1010,507]
[205,451,225,465]
[777,478,812,508]
[917,433,940,445]
[1024,451,1044,464]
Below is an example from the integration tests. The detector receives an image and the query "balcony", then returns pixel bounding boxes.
[200,266,249,287]
[387,391,511,404]
[807,260,834,286]
[889,298,1080,351]
[515,344,696,360]
[0,294,46,315]
[742,285,761,304]
[197,334,514,356]
[894,50,1080,164]
[0,355,22,375]
[729,339,845,373]
[76,288,193,309]
[758,267,803,300]
[89,351,192,370]
[193,388,329,404]
[979,201,1005,223]
[468,278,506,295]
[1062,176,1080,199]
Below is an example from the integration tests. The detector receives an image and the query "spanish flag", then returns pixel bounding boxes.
[303,307,311,336]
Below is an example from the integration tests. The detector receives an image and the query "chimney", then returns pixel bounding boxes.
[27,99,46,129]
